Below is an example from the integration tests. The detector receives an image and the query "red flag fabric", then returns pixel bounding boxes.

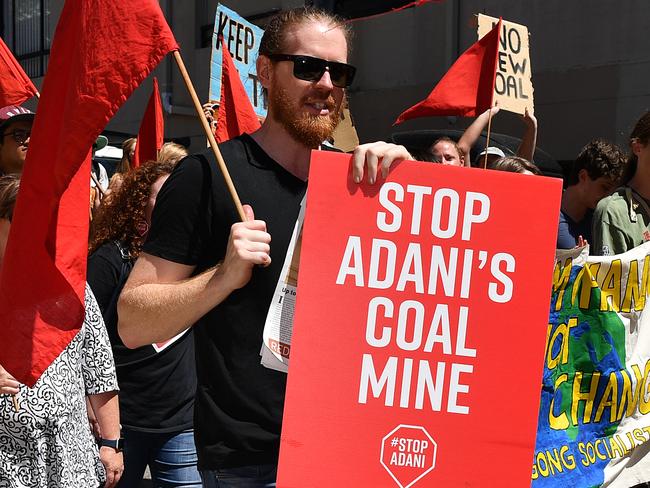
[216,41,260,143]
[394,19,502,124]
[0,0,178,386]
[0,36,38,106]
[133,77,164,168]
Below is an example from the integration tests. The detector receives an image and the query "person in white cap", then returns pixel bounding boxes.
[477,146,506,167]
[0,105,35,175]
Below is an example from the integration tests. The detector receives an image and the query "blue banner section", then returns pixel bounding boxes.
[209,3,266,118]
[533,249,650,487]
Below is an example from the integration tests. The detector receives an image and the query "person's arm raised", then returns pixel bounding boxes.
[457,105,500,167]
[117,205,271,348]
[516,107,538,163]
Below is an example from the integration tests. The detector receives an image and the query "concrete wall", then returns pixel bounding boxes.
[28,1,650,158]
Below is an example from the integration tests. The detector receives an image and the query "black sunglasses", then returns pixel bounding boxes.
[267,54,356,88]
[2,129,31,145]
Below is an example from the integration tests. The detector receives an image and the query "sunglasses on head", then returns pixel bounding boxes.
[2,129,31,145]
[267,54,356,88]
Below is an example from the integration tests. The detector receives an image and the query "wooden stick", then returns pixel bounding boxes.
[12,394,19,412]
[172,50,246,222]
[90,172,106,197]
[483,106,494,169]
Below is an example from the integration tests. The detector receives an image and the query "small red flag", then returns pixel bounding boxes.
[0,36,38,106]
[216,41,260,143]
[0,0,178,386]
[133,77,164,168]
[394,19,502,124]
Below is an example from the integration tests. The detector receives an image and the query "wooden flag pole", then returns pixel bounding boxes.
[172,50,246,222]
[482,106,494,169]
[90,173,106,197]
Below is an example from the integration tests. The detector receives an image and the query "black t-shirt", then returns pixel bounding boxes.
[142,134,307,469]
[87,241,196,433]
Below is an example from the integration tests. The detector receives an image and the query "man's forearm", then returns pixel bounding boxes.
[117,265,234,348]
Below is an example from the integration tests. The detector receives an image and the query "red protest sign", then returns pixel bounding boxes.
[278,152,562,487]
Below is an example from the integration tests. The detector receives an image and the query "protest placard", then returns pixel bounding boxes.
[278,152,562,487]
[477,14,534,115]
[209,4,266,118]
[534,244,650,487]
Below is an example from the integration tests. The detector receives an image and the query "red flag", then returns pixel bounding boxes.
[0,0,178,386]
[394,19,502,124]
[216,41,260,143]
[0,36,38,106]
[133,77,164,168]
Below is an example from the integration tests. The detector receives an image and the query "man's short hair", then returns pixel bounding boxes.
[259,7,352,59]
[567,139,627,186]
[258,7,352,102]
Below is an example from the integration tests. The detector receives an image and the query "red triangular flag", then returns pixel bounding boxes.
[216,40,260,143]
[394,19,502,124]
[0,0,178,387]
[0,36,38,106]
[133,77,164,168]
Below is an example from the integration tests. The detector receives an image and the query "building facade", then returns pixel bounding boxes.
[2,0,649,160]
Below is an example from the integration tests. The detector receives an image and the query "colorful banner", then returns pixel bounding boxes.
[534,244,650,487]
[209,3,266,118]
[279,152,562,487]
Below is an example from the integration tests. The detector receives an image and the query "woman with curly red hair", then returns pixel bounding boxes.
[88,160,200,487]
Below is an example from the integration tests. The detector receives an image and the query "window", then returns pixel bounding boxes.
[4,0,51,78]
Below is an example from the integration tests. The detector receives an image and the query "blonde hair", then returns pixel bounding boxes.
[0,174,20,220]
[157,142,188,165]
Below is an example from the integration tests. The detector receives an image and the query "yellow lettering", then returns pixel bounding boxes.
[549,374,569,430]
[621,259,644,312]
[609,436,625,458]
[571,372,600,425]
[634,428,647,444]
[554,258,573,311]
[600,259,622,311]
[536,451,550,477]
[547,318,578,370]
[578,442,589,467]
[618,365,644,419]
[639,359,650,415]
[595,372,619,423]
[594,438,609,460]
[560,445,576,469]
[579,263,601,309]
[643,256,650,300]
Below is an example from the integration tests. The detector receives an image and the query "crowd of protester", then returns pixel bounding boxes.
[1,6,650,488]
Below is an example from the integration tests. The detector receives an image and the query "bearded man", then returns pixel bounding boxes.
[117,7,410,487]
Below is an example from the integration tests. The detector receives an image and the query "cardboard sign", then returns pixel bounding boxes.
[477,14,534,115]
[209,4,266,118]
[278,152,562,487]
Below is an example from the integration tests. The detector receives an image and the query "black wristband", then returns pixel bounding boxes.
[98,437,124,452]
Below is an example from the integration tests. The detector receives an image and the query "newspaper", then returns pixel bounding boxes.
[260,196,306,373]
